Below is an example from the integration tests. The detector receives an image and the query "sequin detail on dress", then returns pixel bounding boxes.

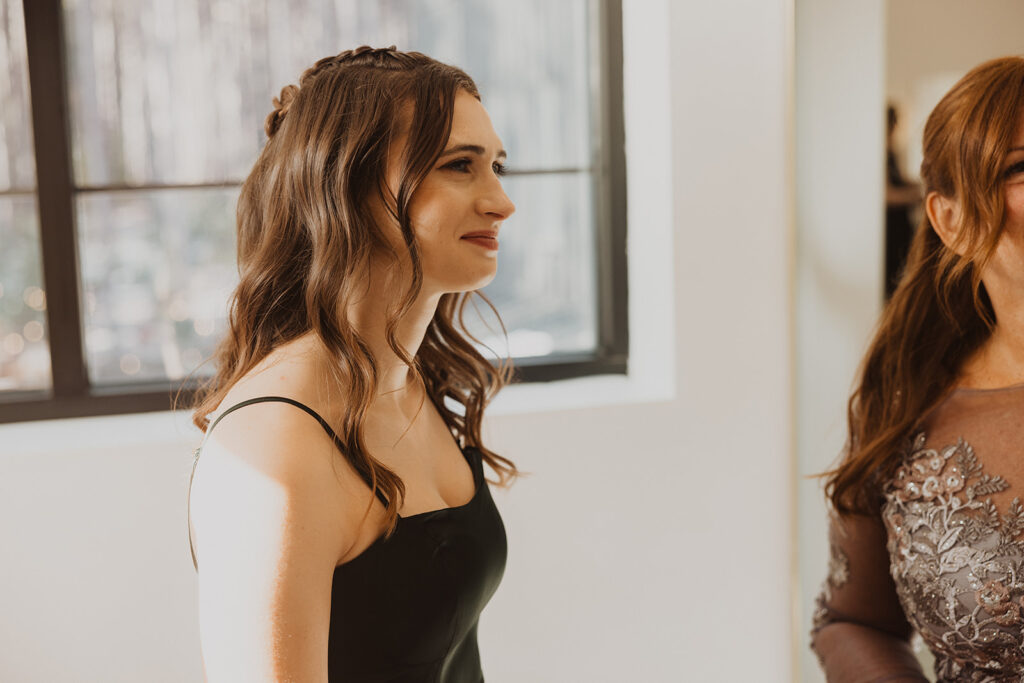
[882,432,1024,682]
[811,523,851,637]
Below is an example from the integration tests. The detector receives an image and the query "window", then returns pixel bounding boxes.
[0,0,627,423]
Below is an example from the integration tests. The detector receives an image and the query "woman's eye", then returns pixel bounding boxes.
[441,158,508,176]
[444,158,472,173]
[1004,160,1024,179]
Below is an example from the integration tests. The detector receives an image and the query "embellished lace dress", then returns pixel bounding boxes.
[812,383,1024,682]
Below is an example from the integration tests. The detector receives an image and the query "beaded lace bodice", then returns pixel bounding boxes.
[813,384,1024,683]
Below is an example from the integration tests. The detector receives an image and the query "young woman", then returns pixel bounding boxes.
[812,56,1024,682]
[186,46,518,682]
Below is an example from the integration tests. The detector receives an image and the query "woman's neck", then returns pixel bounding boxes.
[959,298,1024,390]
[343,263,442,407]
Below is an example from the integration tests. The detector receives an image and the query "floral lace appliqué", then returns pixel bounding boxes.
[810,514,852,656]
[883,432,1024,682]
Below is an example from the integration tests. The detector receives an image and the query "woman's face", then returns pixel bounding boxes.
[380,89,515,296]
[983,110,1024,296]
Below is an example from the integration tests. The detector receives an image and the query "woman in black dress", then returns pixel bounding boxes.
[186,46,518,682]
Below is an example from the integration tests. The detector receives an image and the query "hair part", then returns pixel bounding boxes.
[189,46,519,538]
[823,56,1024,515]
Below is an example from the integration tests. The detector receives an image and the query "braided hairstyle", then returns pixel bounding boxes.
[263,46,420,137]
[191,46,518,538]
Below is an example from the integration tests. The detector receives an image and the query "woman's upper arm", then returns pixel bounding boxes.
[811,509,926,681]
[813,509,912,638]
[190,404,353,683]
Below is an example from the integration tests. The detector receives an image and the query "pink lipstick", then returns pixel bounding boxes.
[461,235,499,250]
[461,231,499,250]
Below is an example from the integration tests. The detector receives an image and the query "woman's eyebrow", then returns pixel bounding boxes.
[440,143,507,159]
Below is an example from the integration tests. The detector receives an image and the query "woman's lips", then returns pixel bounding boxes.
[461,235,499,250]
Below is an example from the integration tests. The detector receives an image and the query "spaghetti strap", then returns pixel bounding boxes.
[207,396,344,446]
[187,396,390,572]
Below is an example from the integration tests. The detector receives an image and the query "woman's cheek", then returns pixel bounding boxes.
[1006,186,1024,226]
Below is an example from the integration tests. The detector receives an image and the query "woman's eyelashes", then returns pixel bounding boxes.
[442,157,508,176]
[1004,160,1024,179]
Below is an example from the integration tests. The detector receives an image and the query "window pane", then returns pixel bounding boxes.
[66,0,603,386]
[0,0,36,191]
[0,197,52,391]
[0,0,49,393]
[76,189,237,385]
[62,0,592,187]
[468,172,597,358]
[468,1,591,172]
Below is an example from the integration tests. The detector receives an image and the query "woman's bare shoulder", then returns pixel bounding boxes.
[192,335,368,567]
[189,383,348,681]
[215,333,328,409]
[207,335,353,440]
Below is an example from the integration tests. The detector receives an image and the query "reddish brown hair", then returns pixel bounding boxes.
[190,46,518,537]
[825,56,1024,515]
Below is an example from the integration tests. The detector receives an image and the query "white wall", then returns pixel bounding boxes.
[0,2,797,681]
[795,1,885,682]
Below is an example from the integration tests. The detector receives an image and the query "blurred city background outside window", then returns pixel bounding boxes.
[0,0,50,392]
[1,0,623,415]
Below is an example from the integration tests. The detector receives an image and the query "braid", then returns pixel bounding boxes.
[264,45,419,138]
[263,84,299,137]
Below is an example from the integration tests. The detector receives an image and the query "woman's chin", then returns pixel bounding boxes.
[429,268,498,295]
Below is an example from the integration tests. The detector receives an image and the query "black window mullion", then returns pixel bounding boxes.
[594,0,629,363]
[23,0,88,399]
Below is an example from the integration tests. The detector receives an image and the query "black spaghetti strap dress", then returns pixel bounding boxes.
[187,396,508,683]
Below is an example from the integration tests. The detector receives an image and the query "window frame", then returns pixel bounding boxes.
[2,0,627,424]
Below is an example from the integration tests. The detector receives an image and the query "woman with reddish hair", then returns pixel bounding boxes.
[186,46,517,682]
[812,56,1024,681]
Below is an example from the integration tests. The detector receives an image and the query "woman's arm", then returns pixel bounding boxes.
[190,402,357,683]
[810,510,928,683]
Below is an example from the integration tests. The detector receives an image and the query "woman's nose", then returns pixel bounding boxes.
[478,179,515,220]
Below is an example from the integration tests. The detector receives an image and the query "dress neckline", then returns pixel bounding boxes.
[334,447,482,572]
[396,446,481,521]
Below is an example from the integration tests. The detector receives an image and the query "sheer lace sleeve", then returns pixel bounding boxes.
[810,509,928,682]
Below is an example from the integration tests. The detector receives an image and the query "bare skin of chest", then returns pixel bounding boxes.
[195,336,477,568]
[364,401,474,514]
[336,397,476,565]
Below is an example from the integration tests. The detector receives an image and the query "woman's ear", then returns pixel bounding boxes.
[925,191,966,255]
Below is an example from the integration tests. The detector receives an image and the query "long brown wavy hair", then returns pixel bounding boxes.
[190,46,519,538]
[824,56,1024,515]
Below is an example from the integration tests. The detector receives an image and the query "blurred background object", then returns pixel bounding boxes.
[883,103,921,299]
